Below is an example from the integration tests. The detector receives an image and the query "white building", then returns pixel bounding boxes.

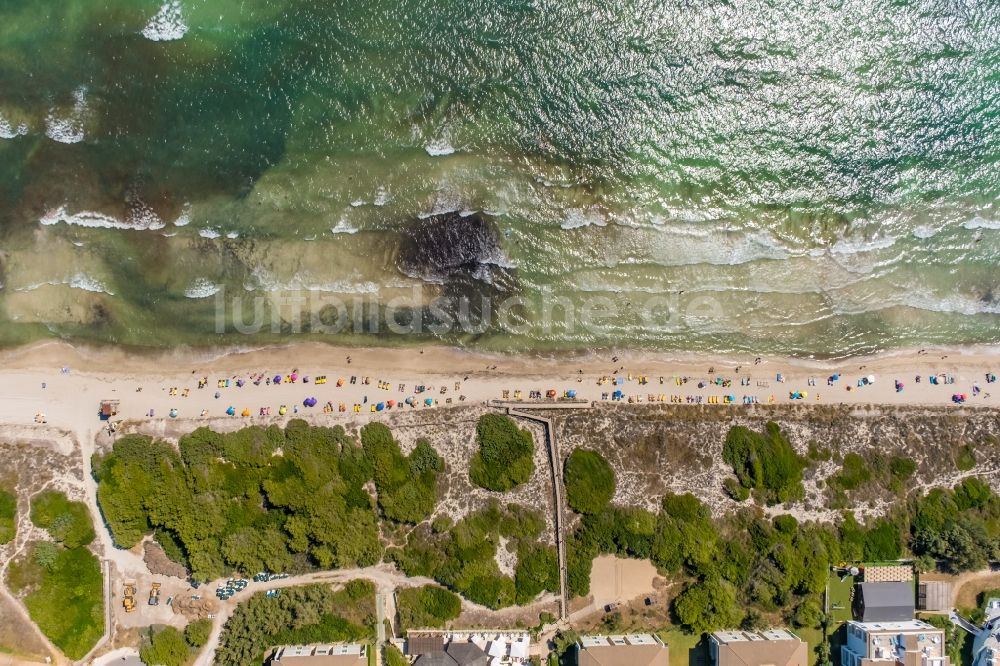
[970,598,1000,666]
[841,620,949,666]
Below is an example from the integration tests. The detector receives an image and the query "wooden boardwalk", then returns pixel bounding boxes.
[503,403,590,621]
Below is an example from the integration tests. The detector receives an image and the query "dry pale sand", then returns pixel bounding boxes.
[0,340,998,431]
[588,555,660,609]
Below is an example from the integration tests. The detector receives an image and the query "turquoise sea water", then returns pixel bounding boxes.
[0,0,998,356]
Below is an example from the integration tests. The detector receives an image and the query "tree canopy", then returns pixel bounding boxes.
[93,422,387,580]
[140,627,189,666]
[469,414,535,492]
[361,423,443,523]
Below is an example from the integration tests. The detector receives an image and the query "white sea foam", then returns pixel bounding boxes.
[249,268,378,294]
[829,236,897,255]
[184,278,222,299]
[964,217,1000,231]
[331,220,359,234]
[173,206,191,226]
[561,208,607,230]
[16,273,114,295]
[373,188,390,207]
[199,228,221,239]
[225,231,239,239]
[44,87,88,144]
[40,206,164,231]
[350,199,365,208]
[425,138,455,156]
[911,225,939,239]
[0,114,28,139]
[142,0,188,41]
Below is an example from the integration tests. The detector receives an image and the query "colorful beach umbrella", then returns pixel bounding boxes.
[226,406,236,416]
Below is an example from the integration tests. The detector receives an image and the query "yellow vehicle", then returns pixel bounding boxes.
[123,580,137,613]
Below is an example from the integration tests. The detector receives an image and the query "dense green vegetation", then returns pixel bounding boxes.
[7,541,103,659]
[0,487,15,545]
[361,424,443,523]
[564,449,615,514]
[954,444,977,471]
[827,452,919,505]
[140,627,189,666]
[216,581,375,666]
[910,478,1000,572]
[469,414,535,492]
[385,645,409,666]
[722,422,806,505]
[396,585,462,630]
[30,491,95,549]
[184,618,212,648]
[389,502,557,609]
[567,465,1000,635]
[93,422,388,580]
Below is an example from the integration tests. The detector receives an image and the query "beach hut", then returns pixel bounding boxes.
[99,399,120,421]
[226,406,236,416]
[424,398,434,406]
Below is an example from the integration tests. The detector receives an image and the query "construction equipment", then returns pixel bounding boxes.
[123,580,137,613]
[149,582,161,606]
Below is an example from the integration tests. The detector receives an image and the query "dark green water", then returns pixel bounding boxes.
[0,0,998,356]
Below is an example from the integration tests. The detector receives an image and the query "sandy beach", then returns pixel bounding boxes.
[0,340,997,431]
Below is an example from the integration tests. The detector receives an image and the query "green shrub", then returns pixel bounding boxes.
[361,424,442,523]
[8,541,103,659]
[396,585,462,630]
[954,445,977,471]
[469,415,535,492]
[889,456,917,481]
[185,618,212,647]
[0,487,15,545]
[723,477,750,501]
[722,422,805,505]
[863,519,902,560]
[141,627,189,666]
[386,645,409,666]
[564,449,615,514]
[832,453,872,491]
[673,576,744,634]
[30,491,94,548]
[514,542,560,604]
